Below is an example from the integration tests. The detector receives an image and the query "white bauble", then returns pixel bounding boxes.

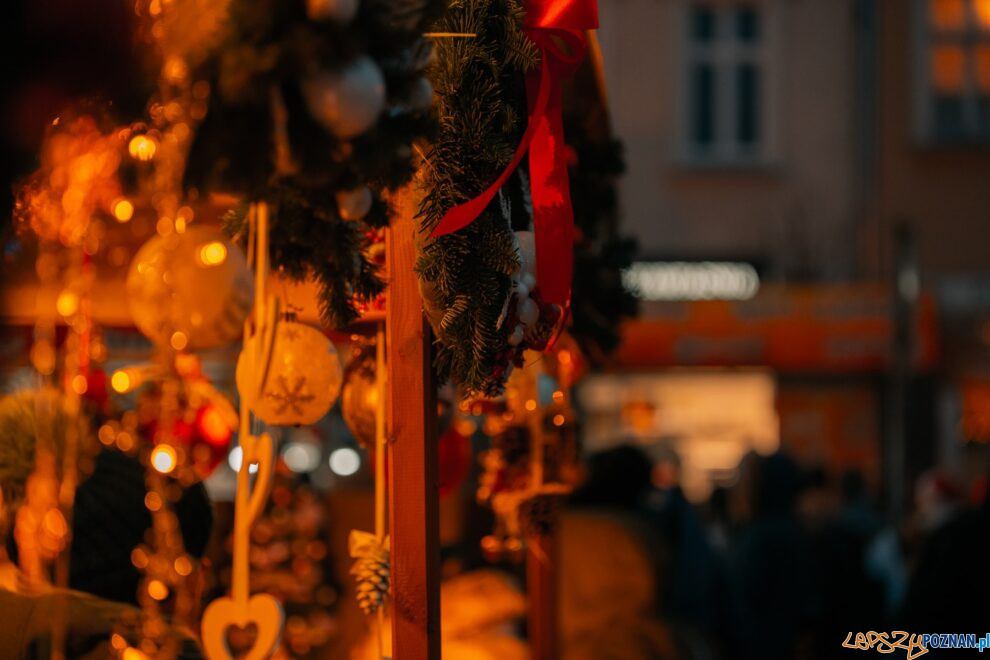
[306,0,359,23]
[126,226,253,350]
[518,297,540,326]
[302,57,386,139]
[514,231,536,281]
[407,77,434,111]
[336,186,373,221]
[508,325,525,346]
[235,321,343,426]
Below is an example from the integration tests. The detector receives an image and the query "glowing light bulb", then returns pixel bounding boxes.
[228,446,259,474]
[111,370,131,393]
[128,135,157,161]
[150,444,177,474]
[329,447,360,476]
[71,374,88,395]
[170,331,188,351]
[56,291,79,317]
[147,579,169,601]
[112,198,134,222]
[198,241,227,266]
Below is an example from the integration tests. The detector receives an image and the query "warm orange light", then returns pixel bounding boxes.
[112,198,134,222]
[71,374,88,395]
[976,0,990,29]
[170,331,189,351]
[552,390,565,404]
[525,399,538,411]
[930,0,966,30]
[147,579,169,601]
[557,349,572,366]
[151,444,177,474]
[122,647,150,660]
[42,508,68,538]
[931,45,966,92]
[977,45,990,91]
[56,290,79,317]
[111,370,131,393]
[131,547,149,569]
[144,491,162,512]
[116,432,135,452]
[174,556,193,576]
[128,135,157,161]
[553,414,566,427]
[198,241,227,266]
[198,406,230,446]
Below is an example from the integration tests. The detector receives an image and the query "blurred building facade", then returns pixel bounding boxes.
[590,0,990,505]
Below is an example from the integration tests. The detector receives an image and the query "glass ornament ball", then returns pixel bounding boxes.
[336,186,373,221]
[301,56,386,140]
[126,226,253,350]
[340,346,378,448]
[236,321,343,426]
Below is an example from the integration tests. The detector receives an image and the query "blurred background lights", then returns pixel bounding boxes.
[282,442,321,473]
[127,134,157,161]
[112,198,134,222]
[150,444,177,474]
[228,445,259,474]
[198,240,227,266]
[328,447,360,476]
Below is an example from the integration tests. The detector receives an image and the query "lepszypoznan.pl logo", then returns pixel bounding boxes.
[842,632,990,658]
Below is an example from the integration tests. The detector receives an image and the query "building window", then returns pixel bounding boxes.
[919,0,990,142]
[684,1,770,163]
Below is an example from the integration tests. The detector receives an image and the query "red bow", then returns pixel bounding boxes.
[430,0,599,312]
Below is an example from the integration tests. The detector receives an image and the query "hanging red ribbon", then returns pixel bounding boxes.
[430,0,599,310]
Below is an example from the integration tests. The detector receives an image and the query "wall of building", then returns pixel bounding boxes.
[598,0,861,279]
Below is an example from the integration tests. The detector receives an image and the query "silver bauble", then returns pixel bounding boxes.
[302,56,386,139]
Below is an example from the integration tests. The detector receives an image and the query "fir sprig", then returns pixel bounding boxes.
[187,0,443,328]
[417,0,536,396]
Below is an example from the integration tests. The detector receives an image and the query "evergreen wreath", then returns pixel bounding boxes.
[184,0,443,328]
[564,100,639,363]
[417,0,540,396]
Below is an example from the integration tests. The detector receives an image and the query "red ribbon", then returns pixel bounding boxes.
[430,0,599,311]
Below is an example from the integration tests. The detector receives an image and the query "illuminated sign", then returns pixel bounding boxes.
[622,261,760,301]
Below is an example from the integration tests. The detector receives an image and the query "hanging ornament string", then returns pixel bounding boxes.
[374,320,387,658]
[202,202,284,660]
[429,0,599,313]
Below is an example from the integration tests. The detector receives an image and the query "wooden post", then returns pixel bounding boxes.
[527,535,557,660]
[386,189,440,660]
[524,364,557,660]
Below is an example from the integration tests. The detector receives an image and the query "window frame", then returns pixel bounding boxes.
[675,0,781,168]
[913,0,990,145]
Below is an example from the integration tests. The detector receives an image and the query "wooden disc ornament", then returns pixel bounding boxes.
[236,319,343,426]
[126,226,253,350]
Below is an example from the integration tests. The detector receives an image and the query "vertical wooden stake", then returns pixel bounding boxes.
[386,188,440,660]
[524,364,557,660]
[527,535,557,660]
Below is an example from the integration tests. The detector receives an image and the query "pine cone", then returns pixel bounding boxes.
[350,547,389,615]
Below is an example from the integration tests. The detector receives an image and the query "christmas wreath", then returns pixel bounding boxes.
[184,0,443,328]
[417,0,560,396]
[417,0,629,395]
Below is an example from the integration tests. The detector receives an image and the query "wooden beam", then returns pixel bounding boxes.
[527,534,557,660]
[386,188,440,660]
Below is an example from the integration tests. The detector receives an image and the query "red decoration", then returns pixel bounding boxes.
[430,0,599,315]
[438,426,471,498]
[145,404,230,479]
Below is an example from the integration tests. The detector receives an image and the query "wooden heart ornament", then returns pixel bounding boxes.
[202,593,284,660]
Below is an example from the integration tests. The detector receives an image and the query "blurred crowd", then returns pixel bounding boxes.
[558,444,990,660]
